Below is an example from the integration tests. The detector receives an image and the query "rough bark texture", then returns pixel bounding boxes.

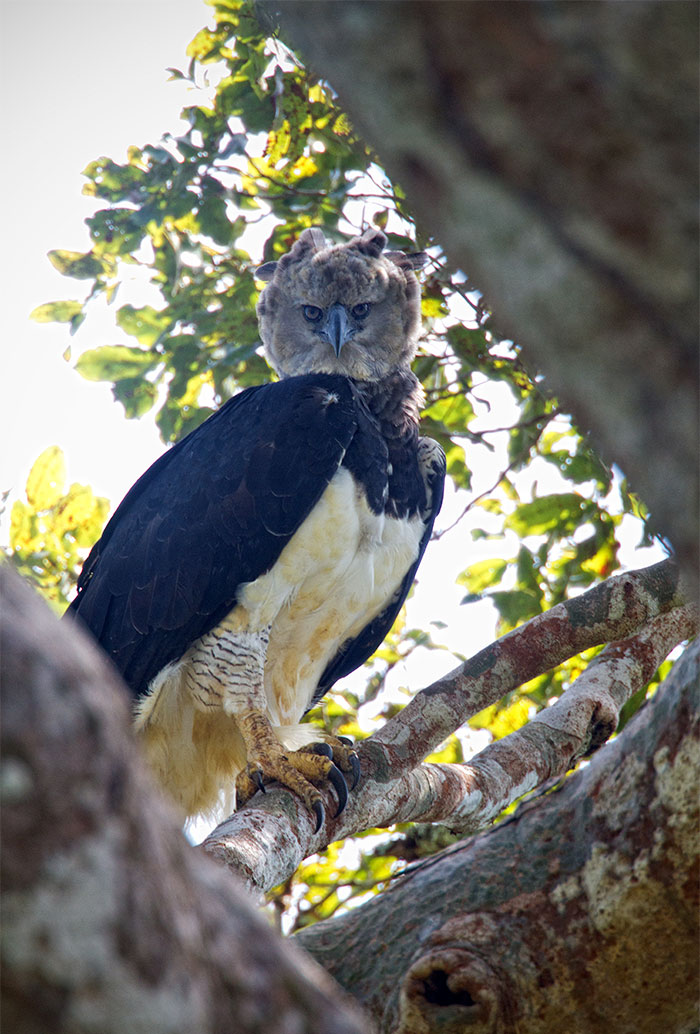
[0,566,368,1034]
[295,639,700,1034]
[204,560,695,894]
[2,558,696,1032]
[259,0,699,590]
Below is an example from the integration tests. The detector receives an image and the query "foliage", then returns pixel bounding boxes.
[6,447,109,612]
[23,0,658,928]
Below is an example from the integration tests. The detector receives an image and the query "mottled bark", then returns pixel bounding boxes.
[296,640,700,1034]
[0,566,367,1034]
[204,560,695,893]
[258,0,699,590]
[2,558,697,1032]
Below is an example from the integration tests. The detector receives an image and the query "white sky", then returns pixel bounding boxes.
[0,0,663,712]
[1,0,206,512]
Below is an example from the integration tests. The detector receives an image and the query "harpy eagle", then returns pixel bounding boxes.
[68,228,446,828]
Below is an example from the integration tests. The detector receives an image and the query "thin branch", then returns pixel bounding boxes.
[432,459,517,539]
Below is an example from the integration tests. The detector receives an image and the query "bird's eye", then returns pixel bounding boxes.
[351,302,371,320]
[302,305,323,323]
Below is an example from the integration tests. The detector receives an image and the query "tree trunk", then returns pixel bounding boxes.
[0,566,368,1034]
[295,639,700,1034]
[260,0,699,591]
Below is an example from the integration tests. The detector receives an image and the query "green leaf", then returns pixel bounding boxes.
[75,345,158,382]
[489,589,542,626]
[542,447,612,491]
[48,249,105,279]
[116,305,170,346]
[25,446,66,510]
[505,493,590,538]
[197,195,233,245]
[112,377,159,419]
[470,697,532,739]
[423,392,474,434]
[457,558,508,594]
[30,300,83,323]
[515,546,543,598]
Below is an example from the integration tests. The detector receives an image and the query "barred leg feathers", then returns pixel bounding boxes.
[134,659,355,825]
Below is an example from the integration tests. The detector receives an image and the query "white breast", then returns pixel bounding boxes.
[238,466,424,724]
[133,465,426,820]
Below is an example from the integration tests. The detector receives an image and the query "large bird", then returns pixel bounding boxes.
[68,228,446,828]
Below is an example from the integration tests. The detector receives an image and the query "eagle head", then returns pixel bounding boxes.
[255,228,427,381]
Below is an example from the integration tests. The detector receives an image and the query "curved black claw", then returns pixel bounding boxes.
[327,762,349,818]
[337,735,353,746]
[312,799,325,834]
[348,752,361,791]
[311,741,333,758]
[254,770,266,795]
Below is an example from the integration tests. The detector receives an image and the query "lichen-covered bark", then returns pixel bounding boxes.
[204,560,695,893]
[0,566,368,1034]
[259,0,699,591]
[295,640,700,1034]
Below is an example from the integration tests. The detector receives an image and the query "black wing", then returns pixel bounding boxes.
[310,438,446,708]
[68,374,358,696]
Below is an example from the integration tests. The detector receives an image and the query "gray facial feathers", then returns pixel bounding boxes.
[256,229,425,381]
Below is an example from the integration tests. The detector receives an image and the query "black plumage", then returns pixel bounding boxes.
[70,372,444,704]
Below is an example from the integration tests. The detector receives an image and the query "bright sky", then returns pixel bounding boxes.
[1,0,662,711]
[1,0,206,514]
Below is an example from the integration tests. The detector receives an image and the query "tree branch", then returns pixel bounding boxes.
[294,637,700,1033]
[204,560,693,892]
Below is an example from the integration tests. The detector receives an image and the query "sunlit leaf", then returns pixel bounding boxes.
[470,697,532,739]
[505,493,591,538]
[30,300,83,323]
[457,558,508,594]
[25,446,65,510]
[8,447,109,612]
[47,249,105,280]
[75,345,158,382]
[116,305,170,347]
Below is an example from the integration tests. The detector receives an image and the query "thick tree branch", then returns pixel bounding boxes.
[0,566,368,1034]
[204,560,693,892]
[295,639,700,1034]
[259,0,699,589]
[373,558,685,765]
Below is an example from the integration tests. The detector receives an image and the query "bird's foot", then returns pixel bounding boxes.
[309,734,361,792]
[235,712,359,833]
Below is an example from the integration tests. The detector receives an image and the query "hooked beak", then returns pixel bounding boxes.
[320,303,354,356]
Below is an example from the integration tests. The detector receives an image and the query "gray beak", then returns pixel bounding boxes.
[321,303,354,356]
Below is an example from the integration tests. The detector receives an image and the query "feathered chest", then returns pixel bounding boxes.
[203,387,432,722]
[233,462,426,722]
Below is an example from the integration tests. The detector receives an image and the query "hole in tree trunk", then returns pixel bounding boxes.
[422,968,476,1008]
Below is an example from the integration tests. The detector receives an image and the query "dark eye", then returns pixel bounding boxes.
[351,302,371,320]
[302,305,323,323]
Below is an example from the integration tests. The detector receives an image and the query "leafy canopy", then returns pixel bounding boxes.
[13,0,658,931]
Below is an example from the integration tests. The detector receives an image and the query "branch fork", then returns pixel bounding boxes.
[205,559,696,892]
